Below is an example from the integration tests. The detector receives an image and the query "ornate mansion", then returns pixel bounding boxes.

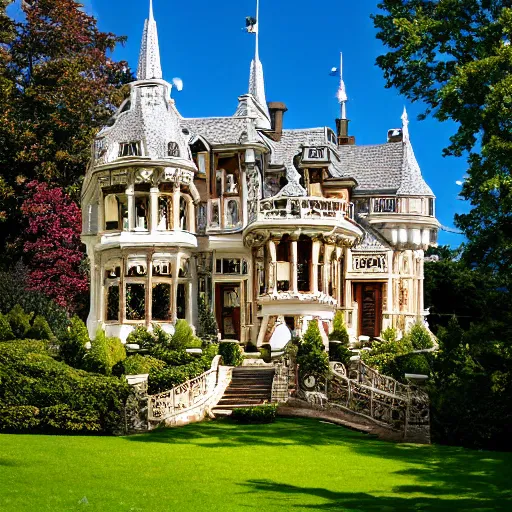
[81,3,439,346]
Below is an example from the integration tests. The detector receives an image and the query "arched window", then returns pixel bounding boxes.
[179,196,188,230]
[167,141,180,157]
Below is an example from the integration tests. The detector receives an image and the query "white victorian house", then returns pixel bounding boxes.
[81,2,439,345]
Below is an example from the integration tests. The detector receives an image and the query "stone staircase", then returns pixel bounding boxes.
[212,367,275,415]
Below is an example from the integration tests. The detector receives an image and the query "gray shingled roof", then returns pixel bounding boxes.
[181,117,253,146]
[334,141,434,197]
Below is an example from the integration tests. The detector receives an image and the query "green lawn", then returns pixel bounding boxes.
[1,418,511,511]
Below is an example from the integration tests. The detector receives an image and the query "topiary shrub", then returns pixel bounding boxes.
[39,404,101,433]
[27,315,54,341]
[244,341,259,353]
[219,341,243,366]
[381,326,398,343]
[7,304,32,339]
[328,311,350,345]
[86,328,126,375]
[302,319,324,351]
[407,322,434,350]
[59,316,89,369]
[259,343,271,363]
[126,325,155,349]
[297,319,330,382]
[171,319,196,351]
[329,341,352,366]
[123,354,166,375]
[231,404,277,424]
[197,295,218,343]
[0,313,14,341]
[0,405,40,432]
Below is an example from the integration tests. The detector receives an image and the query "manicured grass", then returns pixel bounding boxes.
[1,418,511,511]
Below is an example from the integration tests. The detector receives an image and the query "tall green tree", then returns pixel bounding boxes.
[0,0,133,258]
[373,1,512,280]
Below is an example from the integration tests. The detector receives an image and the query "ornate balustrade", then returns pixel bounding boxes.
[147,355,223,423]
[255,197,353,222]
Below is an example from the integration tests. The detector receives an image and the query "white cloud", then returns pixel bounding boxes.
[455,180,463,186]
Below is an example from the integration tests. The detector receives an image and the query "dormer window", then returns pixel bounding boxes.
[167,141,180,157]
[118,141,141,158]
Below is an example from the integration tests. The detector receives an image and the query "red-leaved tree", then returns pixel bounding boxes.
[20,180,88,313]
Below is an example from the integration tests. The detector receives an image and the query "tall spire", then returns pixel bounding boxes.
[248,0,269,117]
[137,0,162,81]
[401,106,410,141]
[337,52,348,120]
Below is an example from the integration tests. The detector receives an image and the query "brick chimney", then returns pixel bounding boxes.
[336,118,355,146]
[268,102,288,142]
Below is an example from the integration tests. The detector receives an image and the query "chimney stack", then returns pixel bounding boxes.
[268,102,288,142]
[336,118,355,146]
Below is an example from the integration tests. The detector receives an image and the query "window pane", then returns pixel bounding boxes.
[177,283,186,320]
[224,259,240,274]
[106,285,120,321]
[126,284,145,320]
[152,283,171,321]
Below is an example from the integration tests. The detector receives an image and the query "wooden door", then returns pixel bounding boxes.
[215,283,241,340]
[354,283,383,338]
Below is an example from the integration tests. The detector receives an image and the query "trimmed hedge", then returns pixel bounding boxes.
[231,404,277,424]
[219,341,243,366]
[122,354,166,375]
[0,405,40,431]
[0,341,130,434]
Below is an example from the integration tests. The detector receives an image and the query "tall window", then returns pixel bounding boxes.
[118,141,141,157]
[167,142,180,157]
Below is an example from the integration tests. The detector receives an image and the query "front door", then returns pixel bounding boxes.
[354,283,383,338]
[215,283,241,340]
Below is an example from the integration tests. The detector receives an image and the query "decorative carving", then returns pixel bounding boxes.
[352,254,387,273]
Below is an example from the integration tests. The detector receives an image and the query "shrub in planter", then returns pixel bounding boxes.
[39,404,101,433]
[259,343,271,363]
[381,326,398,343]
[126,325,155,349]
[171,319,197,350]
[231,403,277,424]
[59,316,89,369]
[328,311,350,345]
[0,405,40,431]
[328,342,352,366]
[123,354,166,375]
[298,347,330,380]
[219,341,243,366]
[0,313,14,341]
[390,353,432,381]
[86,329,126,375]
[244,341,259,353]
[27,315,54,341]
[7,304,32,339]
[407,323,434,350]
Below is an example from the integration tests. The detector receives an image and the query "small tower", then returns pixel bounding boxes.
[335,53,355,146]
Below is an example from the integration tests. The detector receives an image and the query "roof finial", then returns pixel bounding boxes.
[247,0,269,117]
[137,0,162,81]
[337,52,348,120]
[401,106,410,142]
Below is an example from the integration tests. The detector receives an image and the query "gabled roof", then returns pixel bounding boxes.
[181,117,257,146]
[334,141,434,197]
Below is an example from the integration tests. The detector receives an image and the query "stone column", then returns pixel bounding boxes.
[311,238,321,294]
[186,282,193,325]
[268,239,277,294]
[173,184,181,231]
[188,200,196,233]
[290,238,298,294]
[146,253,152,328]
[172,253,181,323]
[149,187,159,232]
[98,198,105,233]
[126,184,135,231]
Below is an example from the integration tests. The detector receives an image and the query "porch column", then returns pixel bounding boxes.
[126,184,135,231]
[311,238,321,293]
[146,253,152,327]
[98,198,105,233]
[186,282,193,325]
[172,253,181,323]
[268,239,277,295]
[150,186,159,232]
[173,184,181,230]
[188,200,196,233]
[290,238,298,294]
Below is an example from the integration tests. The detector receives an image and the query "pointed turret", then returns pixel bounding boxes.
[234,0,271,129]
[137,0,162,81]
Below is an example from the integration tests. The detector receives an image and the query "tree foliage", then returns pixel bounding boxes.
[20,180,88,313]
[373,2,512,280]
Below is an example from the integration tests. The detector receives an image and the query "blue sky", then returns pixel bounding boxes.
[9,0,470,246]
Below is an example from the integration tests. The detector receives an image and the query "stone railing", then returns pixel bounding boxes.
[326,361,430,443]
[255,197,353,222]
[147,355,229,426]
